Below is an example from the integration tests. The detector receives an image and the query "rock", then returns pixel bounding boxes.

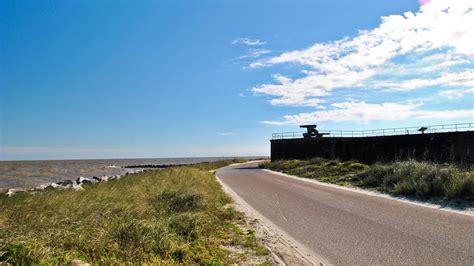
[76,176,97,185]
[70,259,90,266]
[54,182,69,189]
[72,184,84,191]
[53,180,74,189]
[92,176,102,182]
[30,183,51,192]
[6,188,25,197]
[76,176,84,184]
[61,179,74,186]
[39,183,51,189]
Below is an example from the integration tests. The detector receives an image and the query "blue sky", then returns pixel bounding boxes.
[1,0,473,160]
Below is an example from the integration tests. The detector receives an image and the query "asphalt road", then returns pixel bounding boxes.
[216,161,474,265]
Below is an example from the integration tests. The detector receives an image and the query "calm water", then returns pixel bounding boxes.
[0,157,260,192]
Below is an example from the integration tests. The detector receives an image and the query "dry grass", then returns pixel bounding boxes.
[0,160,268,264]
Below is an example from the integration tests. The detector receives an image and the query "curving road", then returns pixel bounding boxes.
[216,161,474,265]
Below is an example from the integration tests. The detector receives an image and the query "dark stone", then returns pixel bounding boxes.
[76,177,94,184]
[61,180,73,186]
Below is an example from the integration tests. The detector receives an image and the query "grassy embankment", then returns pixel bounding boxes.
[0,159,269,264]
[262,158,474,201]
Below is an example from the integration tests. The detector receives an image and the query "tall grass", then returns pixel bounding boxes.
[358,161,474,199]
[0,160,266,264]
[262,159,474,200]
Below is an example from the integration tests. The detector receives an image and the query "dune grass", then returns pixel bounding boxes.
[262,158,474,201]
[0,159,268,264]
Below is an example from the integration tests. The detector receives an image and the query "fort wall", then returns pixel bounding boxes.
[270,131,474,164]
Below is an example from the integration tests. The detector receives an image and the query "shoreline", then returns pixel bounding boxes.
[0,157,269,195]
[1,159,270,264]
[1,158,268,197]
[2,167,147,197]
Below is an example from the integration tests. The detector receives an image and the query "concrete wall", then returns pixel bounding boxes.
[271,131,474,165]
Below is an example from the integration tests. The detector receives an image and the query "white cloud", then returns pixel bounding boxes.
[232,37,267,46]
[261,101,474,125]
[381,70,474,91]
[439,88,474,99]
[250,0,474,124]
[218,132,235,136]
[239,48,271,59]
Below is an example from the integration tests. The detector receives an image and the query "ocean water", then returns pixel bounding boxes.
[0,157,260,192]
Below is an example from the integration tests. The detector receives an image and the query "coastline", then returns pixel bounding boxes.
[1,159,273,264]
[0,157,268,195]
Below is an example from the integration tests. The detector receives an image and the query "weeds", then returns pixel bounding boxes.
[360,161,474,199]
[263,158,473,201]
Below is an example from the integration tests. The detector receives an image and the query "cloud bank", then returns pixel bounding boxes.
[251,0,474,125]
[262,101,474,125]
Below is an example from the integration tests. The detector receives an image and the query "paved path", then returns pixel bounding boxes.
[216,161,474,265]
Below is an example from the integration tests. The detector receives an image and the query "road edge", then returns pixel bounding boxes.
[215,167,329,266]
[261,168,474,217]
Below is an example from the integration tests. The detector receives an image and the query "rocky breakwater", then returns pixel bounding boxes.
[4,168,146,197]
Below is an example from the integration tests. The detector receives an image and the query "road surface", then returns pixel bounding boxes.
[216,161,474,265]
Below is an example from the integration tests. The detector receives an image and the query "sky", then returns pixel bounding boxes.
[1,0,473,160]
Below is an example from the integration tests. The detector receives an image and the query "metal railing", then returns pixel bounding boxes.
[271,122,474,140]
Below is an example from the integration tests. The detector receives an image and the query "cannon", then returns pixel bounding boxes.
[418,126,428,134]
[300,124,328,138]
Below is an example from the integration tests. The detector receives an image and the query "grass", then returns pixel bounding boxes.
[0,159,268,264]
[191,158,247,172]
[262,158,474,201]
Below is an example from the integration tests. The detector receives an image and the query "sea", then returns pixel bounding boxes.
[0,157,263,193]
